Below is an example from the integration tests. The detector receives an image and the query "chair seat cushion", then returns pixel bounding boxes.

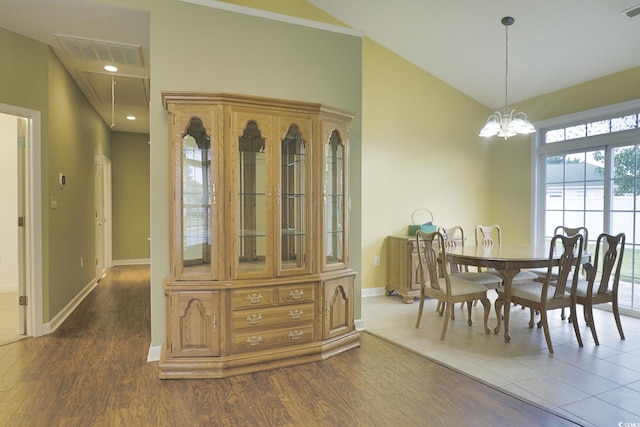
[529,266,556,278]
[452,272,502,288]
[432,276,488,296]
[485,269,539,282]
[574,279,612,298]
[497,282,569,302]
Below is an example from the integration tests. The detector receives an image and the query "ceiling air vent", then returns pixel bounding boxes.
[622,4,640,18]
[55,34,144,67]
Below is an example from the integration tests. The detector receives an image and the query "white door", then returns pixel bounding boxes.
[94,153,104,278]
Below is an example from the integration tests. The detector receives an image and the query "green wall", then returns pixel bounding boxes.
[0,26,112,322]
[47,53,112,318]
[111,132,150,261]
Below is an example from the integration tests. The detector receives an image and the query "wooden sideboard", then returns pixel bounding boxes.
[386,236,421,303]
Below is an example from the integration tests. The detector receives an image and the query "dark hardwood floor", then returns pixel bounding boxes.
[0,266,583,426]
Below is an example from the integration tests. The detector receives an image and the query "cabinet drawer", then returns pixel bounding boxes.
[232,288,275,309]
[277,284,315,304]
[232,303,314,330]
[232,324,314,353]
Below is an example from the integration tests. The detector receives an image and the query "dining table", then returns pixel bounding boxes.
[444,243,589,343]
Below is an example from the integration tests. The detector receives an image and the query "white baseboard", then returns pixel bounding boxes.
[361,287,386,298]
[113,258,151,266]
[355,318,365,331]
[44,277,99,334]
[0,283,18,293]
[147,344,162,362]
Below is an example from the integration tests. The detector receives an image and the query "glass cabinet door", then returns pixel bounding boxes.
[278,120,312,275]
[324,128,347,269]
[169,106,220,281]
[235,116,272,278]
[182,117,212,275]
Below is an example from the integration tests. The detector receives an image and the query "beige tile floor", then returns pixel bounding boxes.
[362,292,640,427]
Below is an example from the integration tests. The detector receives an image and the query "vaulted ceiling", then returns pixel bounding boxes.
[2,0,640,134]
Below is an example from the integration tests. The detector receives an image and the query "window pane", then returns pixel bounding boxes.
[545,185,564,209]
[611,114,638,132]
[545,211,563,236]
[565,124,586,140]
[564,210,584,227]
[584,211,603,239]
[587,120,610,136]
[611,211,635,243]
[545,129,564,144]
[545,156,565,183]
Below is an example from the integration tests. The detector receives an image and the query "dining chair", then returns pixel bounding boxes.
[494,233,584,353]
[438,225,503,313]
[575,232,625,345]
[475,224,539,282]
[415,230,491,340]
[531,225,589,320]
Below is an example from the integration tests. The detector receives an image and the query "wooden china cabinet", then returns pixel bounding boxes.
[159,92,359,379]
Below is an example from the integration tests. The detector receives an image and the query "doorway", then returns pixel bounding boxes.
[0,112,21,344]
[0,104,44,340]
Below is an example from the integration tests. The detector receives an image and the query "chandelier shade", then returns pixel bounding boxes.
[479,16,535,139]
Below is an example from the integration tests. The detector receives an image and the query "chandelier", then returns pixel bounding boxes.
[479,17,535,139]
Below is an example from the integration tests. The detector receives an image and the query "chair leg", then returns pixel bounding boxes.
[480,297,491,334]
[437,301,445,316]
[415,293,425,328]
[466,300,473,326]
[539,309,554,353]
[569,304,583,348]
[441,301,452,340]
[561,307,566,321]
[494,295,503,334]
[612,298,626,341]
[585,303,599,345]
[528,308,535,328]
[583,305,588,325]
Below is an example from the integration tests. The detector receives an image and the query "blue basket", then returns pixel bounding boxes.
[408,209,437,236]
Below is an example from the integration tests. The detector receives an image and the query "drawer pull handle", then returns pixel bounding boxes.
[246,314,263,325]
[289,309,303,320]
[247,292,263,304]
[289,289,304,300]
[288,330,303,340]
[246,336,263,347]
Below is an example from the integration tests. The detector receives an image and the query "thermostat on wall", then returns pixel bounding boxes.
[59,172,66,188]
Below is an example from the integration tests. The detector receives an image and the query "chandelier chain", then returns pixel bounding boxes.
[504,21,509,111]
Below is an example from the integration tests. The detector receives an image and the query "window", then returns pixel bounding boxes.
[535,99,640,314]
[544,113,640,144]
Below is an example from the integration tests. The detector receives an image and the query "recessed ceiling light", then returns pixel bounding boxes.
[104,65,118,72]
[126,116,136,121]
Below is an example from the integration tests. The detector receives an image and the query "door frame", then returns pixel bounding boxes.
[102,155,112,270]
[94,153,105,279]
[0,102,44,337]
